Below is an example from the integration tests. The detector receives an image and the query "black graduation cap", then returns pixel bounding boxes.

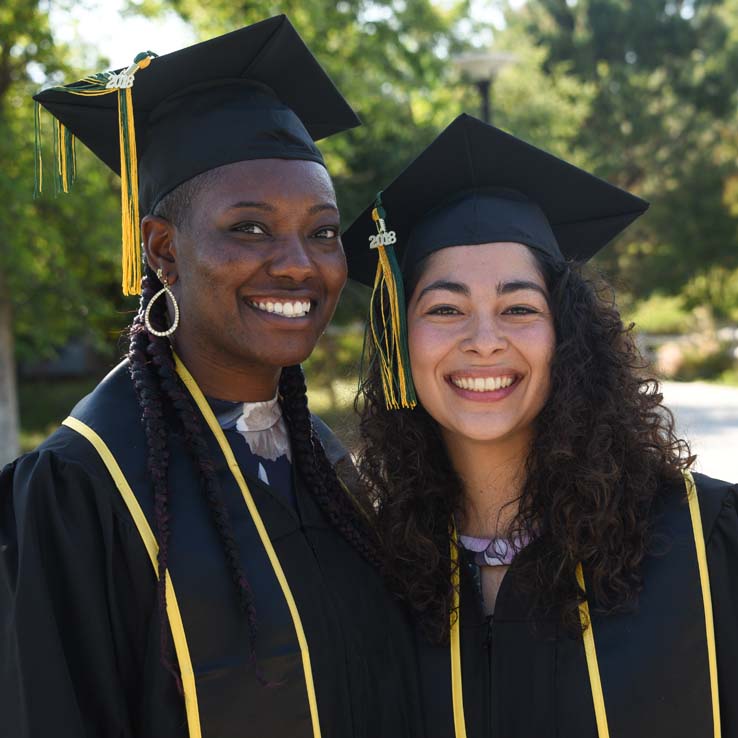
[342,114,648,410]
[33,15,360,295]
[344,113,648,287]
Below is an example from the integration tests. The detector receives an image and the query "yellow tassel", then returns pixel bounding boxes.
[59,121,68,193]
[370,259,397,408]
[367,202,416,409]
[34,101,43,197]
[35,51,156,297]
[119,86,142,296]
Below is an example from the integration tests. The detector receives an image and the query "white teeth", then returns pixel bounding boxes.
[249,300,312,318]
[451,375,516,392]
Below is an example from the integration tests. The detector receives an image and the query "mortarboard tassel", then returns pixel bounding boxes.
[33,101,43,198]
[52,117,76,194]
[34,51,157,295]
[366,193,416,410]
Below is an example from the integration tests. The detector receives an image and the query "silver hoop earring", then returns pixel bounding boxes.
[144,267,180,337]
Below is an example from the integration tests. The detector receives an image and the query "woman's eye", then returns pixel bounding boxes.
[314,226,339,239]
[504,305,539,315]
[427,305,461,316]
[233,222,267,235]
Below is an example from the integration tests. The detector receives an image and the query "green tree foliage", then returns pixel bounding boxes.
[2,2,128,364]
[504,0,738,296]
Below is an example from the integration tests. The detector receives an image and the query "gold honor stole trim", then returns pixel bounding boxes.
[61,416,203,738]
[173,354,323,738]
[449,522,469,738]
[449,469,721,738]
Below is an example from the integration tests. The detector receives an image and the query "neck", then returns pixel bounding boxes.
[172,340,281,403]
[443,429,531,539]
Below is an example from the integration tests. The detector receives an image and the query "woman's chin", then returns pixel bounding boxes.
[442,416,531,445]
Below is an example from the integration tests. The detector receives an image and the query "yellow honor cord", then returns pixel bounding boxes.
[576,564,611,738]
[576,469,721,738]
[61,416,203,738]
[684,469,722,738]
[449,523,469,738]
[173,354,324,738]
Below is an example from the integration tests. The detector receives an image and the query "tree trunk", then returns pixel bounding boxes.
[0,267,19,466]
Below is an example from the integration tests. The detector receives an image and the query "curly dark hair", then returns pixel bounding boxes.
[128,183,379,686]
[357,249,693,644]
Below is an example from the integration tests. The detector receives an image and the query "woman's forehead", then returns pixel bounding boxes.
[419,242,544,285]
[192,158,336,207]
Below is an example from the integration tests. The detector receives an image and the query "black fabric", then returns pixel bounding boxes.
[0,362,425,738]
[343,114,649,285]
[404,188,564,268]
[417,473,738,738]
[34,15,360,212]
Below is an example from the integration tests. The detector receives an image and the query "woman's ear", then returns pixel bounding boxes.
[141,215,179,285]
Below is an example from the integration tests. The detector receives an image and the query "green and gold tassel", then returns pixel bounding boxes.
[34,50,156,295]
[366,193,416,410]
[33,101,43,198]
[52,117,76,194]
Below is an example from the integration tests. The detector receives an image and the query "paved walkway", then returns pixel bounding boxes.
[661,381,738,483]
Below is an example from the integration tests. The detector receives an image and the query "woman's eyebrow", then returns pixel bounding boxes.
[224,202,338,214]
[416,279,470,301]
[307,203,339,215]
[496,280,548,297]
[226,201,275,211]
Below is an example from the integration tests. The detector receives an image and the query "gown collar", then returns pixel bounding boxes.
[208,394,291,463]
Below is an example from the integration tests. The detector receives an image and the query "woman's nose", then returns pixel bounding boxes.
[459,315,509,356]
[266,236,315,282]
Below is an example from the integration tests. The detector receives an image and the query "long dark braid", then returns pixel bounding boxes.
[279,365,381,567]
[128,263,380,689]
[129,264,261,683]
[128,268,180,687]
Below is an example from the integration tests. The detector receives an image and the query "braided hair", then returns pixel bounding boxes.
[128,253,378,686]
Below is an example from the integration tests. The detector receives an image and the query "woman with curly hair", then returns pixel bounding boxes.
[343,114,737,738]
[0,19,424,738]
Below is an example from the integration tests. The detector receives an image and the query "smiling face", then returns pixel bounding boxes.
[144,158,347,382]
[407,242,555,448]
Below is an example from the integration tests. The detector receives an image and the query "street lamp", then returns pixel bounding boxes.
[453,50,516,124]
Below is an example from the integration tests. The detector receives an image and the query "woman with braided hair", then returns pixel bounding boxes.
[343,115,738,738]
[0,19,424,738]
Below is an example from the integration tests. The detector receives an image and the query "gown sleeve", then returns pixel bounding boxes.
[703,477,738,738]
[0,440,174,738]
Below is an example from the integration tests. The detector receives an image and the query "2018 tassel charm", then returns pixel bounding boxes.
[366,193,416,410]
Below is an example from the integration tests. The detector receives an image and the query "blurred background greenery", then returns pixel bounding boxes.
[2,0,738,462]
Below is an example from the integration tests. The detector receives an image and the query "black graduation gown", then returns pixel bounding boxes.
[418,472,738,738]
[0,362,425,738]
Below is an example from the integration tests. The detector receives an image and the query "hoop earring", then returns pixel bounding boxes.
[144,267,180,337]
